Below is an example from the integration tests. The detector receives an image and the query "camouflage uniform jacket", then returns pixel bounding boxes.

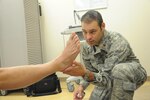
[80,29,140,89]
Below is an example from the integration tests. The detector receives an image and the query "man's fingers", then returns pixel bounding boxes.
[77,91,85,99]
[69,32,76,40]
[73,61,81,66]
[63,66,74,72]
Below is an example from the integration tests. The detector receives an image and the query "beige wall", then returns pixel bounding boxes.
[39,0,150,77]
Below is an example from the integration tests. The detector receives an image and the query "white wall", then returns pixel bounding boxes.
[39,0,150,77]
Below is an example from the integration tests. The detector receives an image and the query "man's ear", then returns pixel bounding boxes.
[101,22,105,31]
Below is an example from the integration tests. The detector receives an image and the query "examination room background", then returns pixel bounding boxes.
[39,0,150,77]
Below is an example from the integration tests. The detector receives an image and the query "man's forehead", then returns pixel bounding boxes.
[81,21,99,30]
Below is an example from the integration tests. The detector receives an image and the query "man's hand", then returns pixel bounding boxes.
[62,61,86,76]
[74,85,85,100]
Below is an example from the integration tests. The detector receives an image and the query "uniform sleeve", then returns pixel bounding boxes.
[79,79,90,90]
[103,34,131,72]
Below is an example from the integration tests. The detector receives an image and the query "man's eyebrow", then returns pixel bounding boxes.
[82,29,86,31]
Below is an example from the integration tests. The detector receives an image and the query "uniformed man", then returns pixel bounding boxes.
[63,10,147,100]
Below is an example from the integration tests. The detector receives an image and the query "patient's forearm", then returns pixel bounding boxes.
[0,32,80,90]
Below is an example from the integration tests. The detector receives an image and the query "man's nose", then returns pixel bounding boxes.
[86,33,92,40]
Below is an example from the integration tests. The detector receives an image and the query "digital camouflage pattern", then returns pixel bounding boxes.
[80,30,147,100]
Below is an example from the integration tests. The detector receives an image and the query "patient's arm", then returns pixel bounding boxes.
[0,33,80,90]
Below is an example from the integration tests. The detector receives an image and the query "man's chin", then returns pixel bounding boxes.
[88,43,95,46]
